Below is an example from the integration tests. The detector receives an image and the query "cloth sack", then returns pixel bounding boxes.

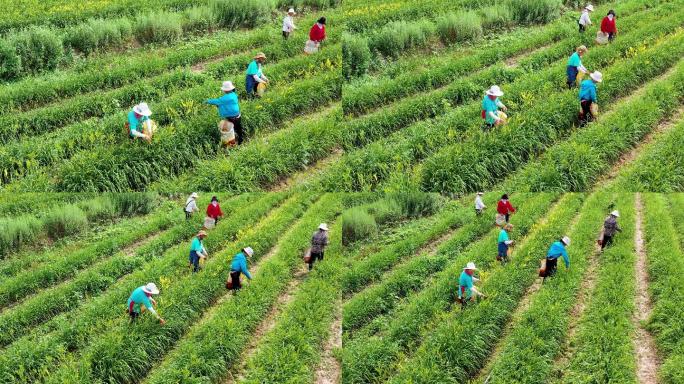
[304,39,319,54]
[218,120,236,147]
[257,82,267,97]
[498,111,508,123]
[143,120,158,138]
[590,102,599,116]
[596,31,609,45]
[303,248,312,263]
[539,258,547,277]
[204,217,216,229]
[495,213,506,226]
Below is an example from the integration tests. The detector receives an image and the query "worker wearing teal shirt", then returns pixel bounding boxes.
[481,85,507,129]
[127,102,152,142]
[458,262,483,309]
[229,247,254,291]
[579,71,603,126]
[497,224,515,263]
[245,52,269,97]
[207,81,245,145]
[189,231,208,273]
[544,236,571,279]
[566,46,588,88]
[127,283,165,324]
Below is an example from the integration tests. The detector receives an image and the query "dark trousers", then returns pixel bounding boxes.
[579,23,586,33]
[608,32,615,41]
[282,31,290,39]
[476,208,483,216]
[246,75,258,98]
[505,213,510,223]
[498,242,509,262]
[580,99,594,126]
[567,65,579,89]
[189,251,201,273]
[545,257,558,278]
[602,235,613,249]
[308,251,324,270]
[185,211,192,219]
[129,310,140,322]
[226,115,244,145]
[230,271,242,290]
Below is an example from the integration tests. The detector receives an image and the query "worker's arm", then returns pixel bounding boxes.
[561,249,570,268]
[471,286,485,297]
[590,86,597,103]
[206,97,224,106]
[496,100,507,110]
[578,64,588,73]
[252,74,265,83]
[241,259,252,280]
[488,111,501,121]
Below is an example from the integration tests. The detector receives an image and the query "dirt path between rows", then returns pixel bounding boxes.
[505,42,555,68]
[268,148,344,193]
[313,301,343,384]
[633,193,661,384]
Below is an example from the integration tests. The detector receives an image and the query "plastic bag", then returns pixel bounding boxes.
[257,82,267,97]
[304,40,319,54]
[303,248,312,263]
[596,31,609,45]
[204,216,216,229]
[143,120,158,138]
[539,258,547,277]
[218,120,236,148]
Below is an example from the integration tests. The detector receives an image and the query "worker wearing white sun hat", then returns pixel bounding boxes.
[458,262,484,309]
[600,210,622,249]
[308,223,330,271]
[207,81,244,146]
[127,102,153,143]
[544,236,571,280]
[579,71,603,126]
[282,8,297,39]
[579,4,594,33]
[127,283,165,324]
[229,247,254,291]
[475,192,486,215]
[481,85,508,130]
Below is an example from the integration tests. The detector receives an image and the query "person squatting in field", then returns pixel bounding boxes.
[127,102,153,143]
[127,282,165,324]
[600,9,617,42]
[245,52,269,98]
[458,262,485,309]
[481,85,507,130]
[206,195,224,225]
[543,236,571,281]
[189,230,209,273]
[308,223,329,271]
[229,247,254,291]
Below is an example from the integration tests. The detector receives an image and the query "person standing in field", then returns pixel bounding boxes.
[543,236,571,280]
[578,4,594,33]
[309,223,330,271]
[497,224,515,264]
[481,85,507,130]
[475,192,486,216]
[127,283,165,324]
[189,231,209,273]
[206,81,244,146]
[206,196,223,225]
[579,71,603,126]
[496,194,516,226]
[229,247,254,291]
[245,53,269,98]
[566,46,589,89]
[600,10,617,42]
[600,210,621,249]
[458,262,484,309]
[282,8,296,39]
[127,102,153,143]
[185,192,199,219]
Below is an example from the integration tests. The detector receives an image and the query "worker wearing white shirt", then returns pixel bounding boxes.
[578,4,594,33]
[185,192,199,219]
[475,192,486,216]
[282,8,296,39]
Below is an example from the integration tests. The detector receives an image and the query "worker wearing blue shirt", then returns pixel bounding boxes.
[229,247,254,291]
[458,262,484,309]
[544,236,571,279]
[207,81,245,145]
[579,71,603,126]
[127,102,153,142]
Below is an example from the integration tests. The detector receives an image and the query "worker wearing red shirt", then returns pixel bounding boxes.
[206,196,224,224]
[497,194,516,224]
[600,10,617,42]
[309,17,326,43]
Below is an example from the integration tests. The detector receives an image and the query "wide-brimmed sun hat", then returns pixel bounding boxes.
[562,236,571,246]
[585,4,594,11]
[464,262,477,270]
[143,283,160,295]
[319,223,329,231]
[288,8,296,14]
[610,210,620,217]
[254,52,266,60]
[198,230,207,237]
[486,85,504,97]
[221,81,235,92]
[133,102,152,117]
[477,192,484,195]
[243,247,254,257]
[190,192,198,198]
[590,71,603,82]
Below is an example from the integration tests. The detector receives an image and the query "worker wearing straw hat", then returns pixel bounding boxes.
[458,262,484,309]
[189,230,209,273]
[543,236,571,280]
[578,4,594,33]
[475,192,486,216]
[497,223,515,264]
[282,8,297,39]
[127,283,165,324]
[566,45,589,89]
[185,192,199,219]
[309,223,330,271]
[229,247,254,291]
[207,81,244,146]
[481,85,507,130]
[600,210,621,250]
[246,52,269,98]
[579,71,602,126]
[127,102,153,143]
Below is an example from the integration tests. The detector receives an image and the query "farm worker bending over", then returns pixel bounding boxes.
[496,194,516,226]
[229,247,254,291]
[309,223,330,271]
[458,262,484,309]
[544,236,571,279]
[600,10,617,42]
[246,53,269,98]
[127,102,153,143]
[497,224,515,263]
[189,231,209,273]
[127,283,165,324]
[579,71,603,126]
[207,81,244,146]
[475,192,486,216]
[566,46,589,89]
[481,85,507,129]
[282,8,296,39]
[600,210,621,249]
[206,196,223,224]
[185,192,199,219]
[310,17,327,43]
[578,4,593,33]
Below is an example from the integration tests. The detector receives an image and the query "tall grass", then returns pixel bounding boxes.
[436,11,483,45]
[479,5,513,30]
[10,27,63,75]
[0,40,21,80]
[343,33,371,80]
[42,205,89,239]
[110,193,156,216]
[210,0,274,30]
[369,20,434,58]
[389,191,440,218]
[507,0,562,24]
[78,196,117,221]
[182,6,218,33]
[342,208,378,245]
[63,18,132,55]
[0,216,42,256]
[134,10,183,44]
